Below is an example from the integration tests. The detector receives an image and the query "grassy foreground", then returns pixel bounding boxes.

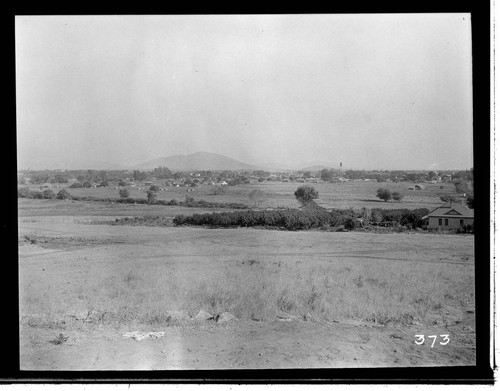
[83,258,473,326]
[19,228,474,330]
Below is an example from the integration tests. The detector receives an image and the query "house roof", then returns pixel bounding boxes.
[423,201,474,219]
[299,199,334,210]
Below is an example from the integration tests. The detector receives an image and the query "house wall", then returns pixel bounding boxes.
[428,216,474,229]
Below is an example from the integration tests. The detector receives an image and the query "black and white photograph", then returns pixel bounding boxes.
[14,13,487,376]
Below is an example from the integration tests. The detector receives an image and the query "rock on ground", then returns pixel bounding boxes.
[165,311,191,324]
[194,310,213,321]
[215,312,237,324]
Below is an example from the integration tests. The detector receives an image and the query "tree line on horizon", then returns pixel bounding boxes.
[19,167,473,186]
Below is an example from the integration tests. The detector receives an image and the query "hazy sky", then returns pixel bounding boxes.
[16,14,473,170]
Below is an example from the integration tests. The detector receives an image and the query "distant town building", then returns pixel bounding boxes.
[408,184,426,190]
[298,199,334,212]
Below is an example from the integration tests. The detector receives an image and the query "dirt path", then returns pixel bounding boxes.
[20,317,475,370]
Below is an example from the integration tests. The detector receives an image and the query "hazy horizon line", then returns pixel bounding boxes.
[17,150,473,172]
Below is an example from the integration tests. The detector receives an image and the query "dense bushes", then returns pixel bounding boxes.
[173,207,431,231]
[456,223,474,234]
[17,188,31,198]
[344,217,361,230]
[56,189,71,200]
[379,209,411,225]
[174,198,248,209]
[18,187,63,200]
[173,209,335,230]
[370,208,429,229]
[105,216,172,227]
[114,197,148,204]
[42,189,56,199]
[402,208,430,228]
[329,208,358,227]
[107,196,248,209]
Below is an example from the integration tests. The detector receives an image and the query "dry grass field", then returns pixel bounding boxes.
[18,195,475,369]
[33,179,458,210]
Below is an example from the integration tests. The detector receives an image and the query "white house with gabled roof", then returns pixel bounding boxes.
[422,201,474,229]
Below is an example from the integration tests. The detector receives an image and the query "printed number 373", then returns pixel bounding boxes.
[415,334,450,347]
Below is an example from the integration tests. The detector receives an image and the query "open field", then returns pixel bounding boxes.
[23,179,458,210]
[18,198,234,218]
[18,198,475,369]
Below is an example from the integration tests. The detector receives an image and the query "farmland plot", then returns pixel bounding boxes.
[26,180,457,210]
[18,199,475,369]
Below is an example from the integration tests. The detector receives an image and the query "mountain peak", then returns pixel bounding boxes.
[131,152,262,171]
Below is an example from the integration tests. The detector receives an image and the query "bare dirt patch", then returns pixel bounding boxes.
[21,234,127,250]
[20,318,475,370]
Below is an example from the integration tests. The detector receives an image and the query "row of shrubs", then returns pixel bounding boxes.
[112,197,249,209]
[18,188,249,209]
[69,181,108,188]
[98,208,472,234]
[101,216,172,227]
[172,207,431,231]
[455,224,475,234]
[370,208,430,228]
[17,188,70,200]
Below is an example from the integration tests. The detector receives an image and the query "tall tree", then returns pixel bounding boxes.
[376,188,392,202]
[133,170,148,181]
[391,192,404,202]
[146,190,157,204]
[119,189,129,198]
[56,189,71,200]
[294,185,319,206]
[427,171,438,181]
[153,166,173,179]
[249,189,268,206]
[319,169,334,182]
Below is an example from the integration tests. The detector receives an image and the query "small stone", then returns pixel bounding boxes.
[194,310,213,321]
[215,312,237,324]
[166,311,191,323]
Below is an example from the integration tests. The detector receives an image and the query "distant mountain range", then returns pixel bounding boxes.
[131,152,338,172]
[21,152,338,171]
[259,161,336,171]
[130,151,264,171]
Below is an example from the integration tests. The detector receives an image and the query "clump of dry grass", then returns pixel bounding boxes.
[21,258,472,329]
[20,229,474,330]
